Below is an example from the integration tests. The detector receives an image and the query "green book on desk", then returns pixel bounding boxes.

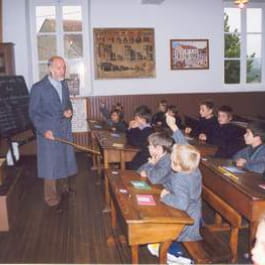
[131,180,151,190]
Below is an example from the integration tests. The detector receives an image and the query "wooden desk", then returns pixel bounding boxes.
[94,130,139,170]
[94,130,139,209]
[88,120,108,170]
[106,169,193,264]
[187,137,218,157]
[200,158,265,250]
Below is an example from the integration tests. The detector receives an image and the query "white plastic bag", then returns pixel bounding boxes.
[6,142,19,166]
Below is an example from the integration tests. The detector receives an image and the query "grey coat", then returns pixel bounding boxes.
[29,75,77,180]
[161,168,202,242]
[137,130,188,184]
[137,153,171,184]
[233,144,265,173]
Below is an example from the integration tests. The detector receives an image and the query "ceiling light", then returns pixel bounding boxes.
[234,0,249,8]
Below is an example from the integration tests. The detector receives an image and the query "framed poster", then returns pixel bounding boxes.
[66,73,80,96]
[71,97,88,133]
[170,39,209,70]
[94,28,155,79]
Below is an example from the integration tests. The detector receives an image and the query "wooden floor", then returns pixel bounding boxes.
[0,153,251,264]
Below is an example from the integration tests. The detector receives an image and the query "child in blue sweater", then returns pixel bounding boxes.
[160,141,202,242]
[137,131,174,184]
[233,121,265,173]
[138,114,188,184]
[99,102,127,132]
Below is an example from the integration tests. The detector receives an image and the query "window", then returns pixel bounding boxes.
[30,0,89,94]
[224,5,263,85]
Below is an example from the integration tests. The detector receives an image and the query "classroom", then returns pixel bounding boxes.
[0,0,265,264]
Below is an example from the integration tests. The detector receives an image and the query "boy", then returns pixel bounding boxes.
[185,100,218,144]
[137,131,174,184]
[126,105,153,169]
[160,141,202,241]
[233,121,265,173]
[167,105,183,129]
[210,105,245,158]
[152,99,168,127]
[138,114,188,184]
[99,102,127,132]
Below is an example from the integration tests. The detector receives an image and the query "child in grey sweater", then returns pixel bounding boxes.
[138,114,188,184]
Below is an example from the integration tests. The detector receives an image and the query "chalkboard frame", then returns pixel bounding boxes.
[0,75,32,138]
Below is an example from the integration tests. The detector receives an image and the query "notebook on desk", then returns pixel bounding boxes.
[217,166,239,181]
[131,180,151,190]
[222,166,245,174]
[136,194,156,206]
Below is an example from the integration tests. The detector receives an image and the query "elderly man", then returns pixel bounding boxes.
[29,56,77,208]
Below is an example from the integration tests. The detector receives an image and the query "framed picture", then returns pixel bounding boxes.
[94,28,155,79]
[170,39,209,70]
[70,97,88,133]
[66,73,80,96]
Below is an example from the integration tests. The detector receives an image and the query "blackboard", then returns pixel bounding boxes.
[0,76,32,137]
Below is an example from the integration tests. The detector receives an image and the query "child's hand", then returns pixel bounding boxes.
[185,127,192,134]
[139,171,147,177]
[148,152,163,165]
[148,156,158,165]
[129,120,139,129]
[235,158,247,168]
[166,113,178,132]
[160,189,170,198]
[199,133,207,141]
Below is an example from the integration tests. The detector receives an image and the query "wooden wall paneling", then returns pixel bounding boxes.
[87,92,265,123]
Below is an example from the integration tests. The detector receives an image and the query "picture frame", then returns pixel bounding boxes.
[170,39,209,70]
[70,97,88,133]
[93,28,155,79]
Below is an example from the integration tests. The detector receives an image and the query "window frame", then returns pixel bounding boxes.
[29,0,91,95]
[224,2,265,91]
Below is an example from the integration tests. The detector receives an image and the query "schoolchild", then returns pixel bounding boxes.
[160,136,202,241]
[185,100,218,144]
[138,114,188,184]
[126,105,153,169]
[151,99,168,127]
[137,131,174,184]
[211,105,245,158]
[167,105,183,129]
[233,121,265,173]
[99,102,127,132]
